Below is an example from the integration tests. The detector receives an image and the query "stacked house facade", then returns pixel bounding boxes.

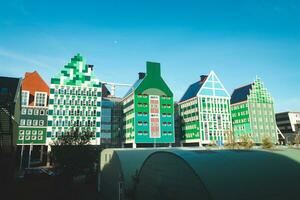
[122,62,174,148]
[47,54,102,145]
[17,71,49,146]
[231,78,278,143]
[178,71,232,146]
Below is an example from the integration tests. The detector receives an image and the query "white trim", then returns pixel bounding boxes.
[34,91,48,107]
[22,90,30,106]
[19,126,47,128]
[197,71,230,98]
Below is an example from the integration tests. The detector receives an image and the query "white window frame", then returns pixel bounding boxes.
[27,119,32,126]
[34,109,39,115]
[27,109,33,115]
[39,120,44,126]
[22,90,30,106]
[34,91,48,107]
[20,119,26,126]
[21,108,27,115]
[33,120,38,126]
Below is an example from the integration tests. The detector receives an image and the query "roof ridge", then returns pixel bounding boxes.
[233,82,253,91]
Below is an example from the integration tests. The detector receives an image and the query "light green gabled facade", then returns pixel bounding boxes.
[179,71,232,146]
[47,54,102,145]
[231,78,278,143]
[122,62,174,147]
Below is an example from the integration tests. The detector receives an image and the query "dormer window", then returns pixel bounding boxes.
[34,92,47,107]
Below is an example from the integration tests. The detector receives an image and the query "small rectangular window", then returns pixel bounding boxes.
[28,109,33,115]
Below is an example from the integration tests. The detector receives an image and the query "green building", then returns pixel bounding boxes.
[47,54,102,145]
[17,71,49,146]
[231,77,278,143]
[122,62,174,148]
[178,71,232,146]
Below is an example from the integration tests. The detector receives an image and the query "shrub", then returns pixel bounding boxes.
[262,135,274,149]
[294,133,300,146]
[240,135,254,149]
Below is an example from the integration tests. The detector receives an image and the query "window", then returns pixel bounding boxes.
[39,120,44,126]
[20,119,26,126]
[21,108,26,115]
[33,120,38,126]
[34,92,47,107]
[27,119,32,126]
[21,91,30,106]
[28,109,33,115]
[34,109,39,115]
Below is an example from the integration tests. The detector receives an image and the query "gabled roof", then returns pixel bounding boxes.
[51,54,101,87]
[230,83,253,104]
[123,62,173,98]
[23,71,49,96]
[179,81,204,102]
[179,71,229,103]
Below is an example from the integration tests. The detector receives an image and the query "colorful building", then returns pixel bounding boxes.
[178,71,232,146]
[47,54,102,145]
[231,77,278,143]
[122,62,174,148]
[17,71,49,146]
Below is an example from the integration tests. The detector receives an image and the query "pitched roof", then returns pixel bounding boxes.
[230,83,253,104]
[124,78,143,97]
[179,81,204,102]
[22,71,49,95]
[0,76,22,104]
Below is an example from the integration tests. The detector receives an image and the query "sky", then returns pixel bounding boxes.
[0,0,300,112]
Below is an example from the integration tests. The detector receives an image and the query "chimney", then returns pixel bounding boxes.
[146,61,161,77]
[138,72,146,79]
[87,64,94,71]
[200,75,208,82]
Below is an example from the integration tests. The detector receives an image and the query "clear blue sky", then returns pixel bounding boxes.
[0,0,300,112]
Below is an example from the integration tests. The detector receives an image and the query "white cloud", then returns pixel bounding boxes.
[0,48,51,69]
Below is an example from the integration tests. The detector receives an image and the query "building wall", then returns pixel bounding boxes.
[179,72,231,145]
[231,78,277,143]
[101,97,123,147]
[231,101,252,137]
[134,93,174,143]
[17,106,48,145]
[123,94,134,143]
[17,72,48,145]
[122,62,174,146]
[46,54,102,145]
